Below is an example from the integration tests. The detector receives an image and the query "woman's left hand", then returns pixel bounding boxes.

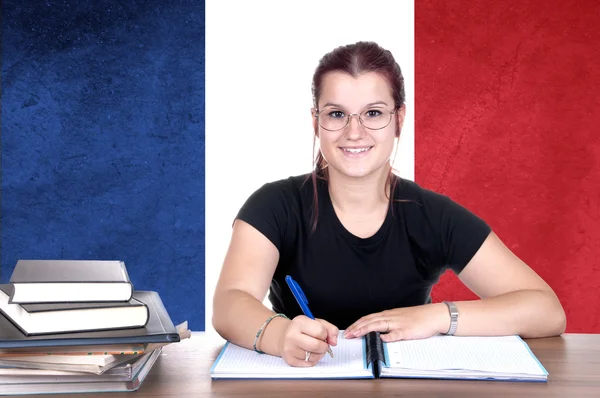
[343,303,450,342]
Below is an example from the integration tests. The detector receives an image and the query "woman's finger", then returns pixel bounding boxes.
[296,332,330,354]
[380,329,405,343]
[288,348,325,367]
[348,318,392,338]
[345,312,384,333]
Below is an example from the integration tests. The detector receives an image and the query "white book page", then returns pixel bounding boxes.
[384,335,546,375]
[211,331,371,378]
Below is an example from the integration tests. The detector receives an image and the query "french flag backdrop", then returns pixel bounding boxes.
[418,0,600,333]
[1,0,599,333]
[1,1,206,330]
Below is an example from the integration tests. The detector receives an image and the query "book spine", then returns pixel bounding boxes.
[365,331,385,378]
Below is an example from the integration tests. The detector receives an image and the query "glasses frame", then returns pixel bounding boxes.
[314,107,398,132]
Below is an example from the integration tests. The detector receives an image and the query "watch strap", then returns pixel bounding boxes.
[442,301,459,336]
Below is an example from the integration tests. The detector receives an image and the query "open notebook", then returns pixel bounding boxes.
[210,331,548,382]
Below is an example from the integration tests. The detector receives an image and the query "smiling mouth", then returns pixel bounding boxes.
[341,147,373,154]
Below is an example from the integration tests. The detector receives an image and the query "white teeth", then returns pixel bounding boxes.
[343,147,370,153]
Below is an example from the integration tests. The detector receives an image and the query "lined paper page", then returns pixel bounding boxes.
[211,331,371,378]
[385,335,546,375]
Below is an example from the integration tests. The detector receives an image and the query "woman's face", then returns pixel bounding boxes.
[314,71,404,180]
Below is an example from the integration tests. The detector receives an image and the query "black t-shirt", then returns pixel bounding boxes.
[235,173,491,330]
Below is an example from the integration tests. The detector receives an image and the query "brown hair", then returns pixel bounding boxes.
[307,41,406,233]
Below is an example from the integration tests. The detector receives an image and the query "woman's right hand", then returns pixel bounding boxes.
[279,315,339,367]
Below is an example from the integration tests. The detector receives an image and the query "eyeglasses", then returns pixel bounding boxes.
[314,108,396,131]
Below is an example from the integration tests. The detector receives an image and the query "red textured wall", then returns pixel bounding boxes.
[416,0,600,333]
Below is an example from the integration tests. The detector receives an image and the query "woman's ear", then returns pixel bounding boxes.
[395,105,406,137]
[311,108,319,138]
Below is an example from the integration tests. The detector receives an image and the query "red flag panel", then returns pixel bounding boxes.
[416,0,600,332]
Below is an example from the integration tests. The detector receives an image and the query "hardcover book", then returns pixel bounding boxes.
[0,347,162,395]
[8,260,133,303]
[0,285,148,336]
[0,291,180,350]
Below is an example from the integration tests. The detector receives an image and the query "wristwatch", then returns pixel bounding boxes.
[442,301,458,336]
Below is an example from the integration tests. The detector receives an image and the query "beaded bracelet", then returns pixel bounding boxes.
[253,313,290,354]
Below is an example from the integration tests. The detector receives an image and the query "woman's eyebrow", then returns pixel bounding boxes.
[321,101,389,109]
[321,102,344,108]
[365,101,388,107]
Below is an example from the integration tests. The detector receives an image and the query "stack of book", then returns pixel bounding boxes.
[0,259,188,395]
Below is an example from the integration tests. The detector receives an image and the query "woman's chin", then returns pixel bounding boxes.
[329,163,381,180]
[324,154,391,180]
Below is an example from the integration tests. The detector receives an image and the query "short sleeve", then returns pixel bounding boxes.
[234,182,289,251]
[423,190,492,274]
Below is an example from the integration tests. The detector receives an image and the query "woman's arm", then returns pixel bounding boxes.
[345,231,566,340]
[212,219,288,356]
[448,231,566,338]
[212,220,338,364]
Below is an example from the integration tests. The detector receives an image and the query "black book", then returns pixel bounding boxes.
[0,285,149,336]
[8,260,133,304]
[0,291,180,349]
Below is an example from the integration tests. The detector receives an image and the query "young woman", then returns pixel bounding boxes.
[212,41,566,367]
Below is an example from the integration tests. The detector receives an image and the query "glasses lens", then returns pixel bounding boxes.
[318,109,347,131]
[317,109,393,130]
[360,109,392,130]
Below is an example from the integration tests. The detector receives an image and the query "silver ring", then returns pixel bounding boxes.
[305,351,311,361]
[385,320,390,333]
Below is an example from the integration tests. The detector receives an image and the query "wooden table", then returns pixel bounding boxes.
[18,332,600,397]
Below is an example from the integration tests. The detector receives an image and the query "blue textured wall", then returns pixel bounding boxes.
[1,1,205,330]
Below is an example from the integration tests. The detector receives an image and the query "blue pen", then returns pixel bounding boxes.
[285,275,334,358]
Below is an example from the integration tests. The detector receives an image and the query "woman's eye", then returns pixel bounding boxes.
[365,110,382,117]
[328,111,345,118]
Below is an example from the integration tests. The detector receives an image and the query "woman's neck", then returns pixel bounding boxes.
[327,165,391,214]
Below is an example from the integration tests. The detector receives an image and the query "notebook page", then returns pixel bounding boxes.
[384,335,546,375]
[211,331,371,378]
